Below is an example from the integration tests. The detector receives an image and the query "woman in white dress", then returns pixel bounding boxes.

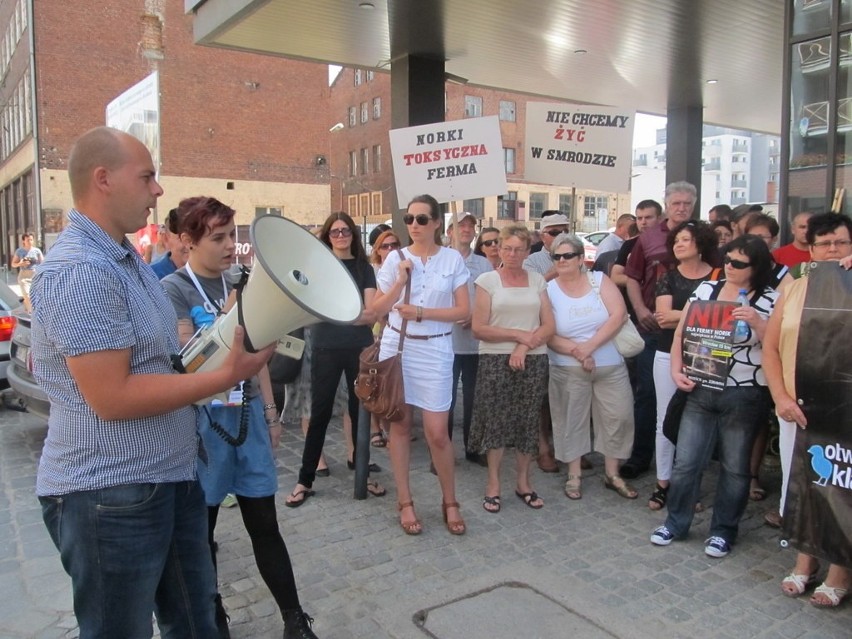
[370,195,470,536]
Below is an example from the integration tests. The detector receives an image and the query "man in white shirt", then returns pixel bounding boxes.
[596,213,637,257]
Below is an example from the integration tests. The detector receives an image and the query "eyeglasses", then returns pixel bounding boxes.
[379,241,400,250]
[328,227,352,238]
[724,256,752,269]
[543,229,565,237]
[500,245,527,254]
[481,239,499,247]
[553,251,582,261]
[812,239,852,249]
[403,213,433,226]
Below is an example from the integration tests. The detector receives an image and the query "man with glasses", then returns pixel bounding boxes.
[446,212,493,465]
[621,182,703,479]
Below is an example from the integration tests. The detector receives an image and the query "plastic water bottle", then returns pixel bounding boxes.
[734,289,750,341]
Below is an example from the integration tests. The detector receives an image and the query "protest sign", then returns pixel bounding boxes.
[680,300,736,391]
[389,116,507,206]
[524,103,634,192]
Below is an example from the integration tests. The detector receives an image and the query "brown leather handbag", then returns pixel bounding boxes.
[354,251,411,422]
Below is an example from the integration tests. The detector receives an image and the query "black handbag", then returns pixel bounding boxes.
[662,389,690,445]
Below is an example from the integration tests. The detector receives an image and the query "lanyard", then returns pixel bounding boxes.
[185,262,228,313]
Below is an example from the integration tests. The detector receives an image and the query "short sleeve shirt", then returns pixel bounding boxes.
[453,251,493,354]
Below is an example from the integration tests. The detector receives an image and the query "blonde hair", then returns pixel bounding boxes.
[499,224,531,249]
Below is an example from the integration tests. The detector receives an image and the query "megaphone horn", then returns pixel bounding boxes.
[180,215,363,376]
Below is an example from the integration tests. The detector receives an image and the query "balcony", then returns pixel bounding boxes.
[704,159,721,171]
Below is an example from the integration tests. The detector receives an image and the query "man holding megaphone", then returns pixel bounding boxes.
[29,128,275,639]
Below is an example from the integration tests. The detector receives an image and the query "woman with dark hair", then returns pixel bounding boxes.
[650,235,779,559]
[370,194,470,536]
[474,226,501,269]
[648,221,720,510]
[162,196,318,639]
[286,212,384,506]
[712,220,733,247]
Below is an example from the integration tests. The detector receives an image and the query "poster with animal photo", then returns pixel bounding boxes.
[680,301,736,391]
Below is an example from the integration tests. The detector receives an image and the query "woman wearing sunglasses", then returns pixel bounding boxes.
[546,233,635,502]
[651,235,778,560]
[474,226,501,269]
[370,194,470,536]
[286,212,384,507]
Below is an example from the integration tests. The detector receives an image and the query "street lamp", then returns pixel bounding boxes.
[329,122,346,210]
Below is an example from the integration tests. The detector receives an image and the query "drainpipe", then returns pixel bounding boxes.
[27,0,42,245]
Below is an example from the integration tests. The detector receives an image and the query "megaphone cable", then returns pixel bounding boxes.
[204,380,251,447]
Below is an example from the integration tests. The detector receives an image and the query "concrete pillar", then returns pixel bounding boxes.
[666,106,703,215]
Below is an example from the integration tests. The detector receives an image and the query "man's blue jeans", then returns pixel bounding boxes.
[627,332,658,466]
[664,386,769,545]
[40,481,217,639]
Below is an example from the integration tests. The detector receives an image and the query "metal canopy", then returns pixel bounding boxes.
[188,0,785,134]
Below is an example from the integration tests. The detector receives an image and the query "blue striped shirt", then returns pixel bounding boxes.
[31,210,198,496]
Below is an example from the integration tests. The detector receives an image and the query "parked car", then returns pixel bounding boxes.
[576,231,611,266]
[7,311,50,420]
[0,280,23,388]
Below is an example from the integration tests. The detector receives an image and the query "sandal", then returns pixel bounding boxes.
[749,476,767,501]
[366,480,386,497]
[515,490,544,509]
[810,583,849,608]
[370,431,387,448]
[648,483,669,511]
[604,474,638,499]
[284,488,315,508]
[781,572,819,598]
[441,501,466,535]
[564,475,582,500]
[397,501,422,535]
[482,495,501,513]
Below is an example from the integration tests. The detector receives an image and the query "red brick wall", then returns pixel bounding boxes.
[33,1,329,184]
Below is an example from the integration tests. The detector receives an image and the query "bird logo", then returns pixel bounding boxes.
[807,445,832,487]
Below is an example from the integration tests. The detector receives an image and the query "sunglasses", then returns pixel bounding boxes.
[724,256,751,269]
[403,213,433,226]
[553,251,582,261]
[544,229,565,237]
[328,227,352,238]
[481,239,499,247]
[379,241,400,250]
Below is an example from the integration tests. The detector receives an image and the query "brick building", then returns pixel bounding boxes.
[0,0,332,266]
[329,66,631,230]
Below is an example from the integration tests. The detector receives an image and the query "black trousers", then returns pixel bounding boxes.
[448,353,479,451]
[298,347,362,488]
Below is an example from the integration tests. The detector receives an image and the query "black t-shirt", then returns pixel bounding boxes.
[615,237,640,323]
[654,267,720,353]
[312,257,375,349]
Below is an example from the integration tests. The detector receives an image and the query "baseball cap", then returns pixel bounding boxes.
[446,211,477,232]
[540,214,570,230]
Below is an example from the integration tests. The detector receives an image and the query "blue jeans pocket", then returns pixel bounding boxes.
[96,483,159,511]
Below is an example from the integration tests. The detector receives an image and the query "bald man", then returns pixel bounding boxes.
[30,127,272,638]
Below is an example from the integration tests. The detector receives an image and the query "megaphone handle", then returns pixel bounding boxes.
[234,271,257,353]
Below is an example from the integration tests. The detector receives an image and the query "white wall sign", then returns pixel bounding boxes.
[106,71,161,176]
[524,103,635,193]
[389,115,507,206]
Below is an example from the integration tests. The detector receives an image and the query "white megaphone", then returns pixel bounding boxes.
[179,215,363,382]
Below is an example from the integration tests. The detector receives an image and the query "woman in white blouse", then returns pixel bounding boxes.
[370,195,470,536]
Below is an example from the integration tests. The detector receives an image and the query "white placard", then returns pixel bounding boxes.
[389,116,507,206]
[524,103,635,193]
[106,71,161,175]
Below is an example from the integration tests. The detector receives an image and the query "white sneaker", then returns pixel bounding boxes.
[220,493,238,508]
[704,536,730,558]
[650,525,675,546]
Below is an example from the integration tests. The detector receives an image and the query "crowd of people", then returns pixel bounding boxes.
[21,126,852,639]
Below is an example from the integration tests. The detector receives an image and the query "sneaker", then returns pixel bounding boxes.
[220,493,238,508]
[650,525,675,546]
[704,536,731,558]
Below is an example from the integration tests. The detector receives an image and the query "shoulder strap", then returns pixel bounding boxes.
[395,249,412,354]
[709,267,722,281]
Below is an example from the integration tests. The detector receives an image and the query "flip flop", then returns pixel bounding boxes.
[482,495,501,513]
[284,488,315,508]
[366,480,387,497]
[515,490,544,509]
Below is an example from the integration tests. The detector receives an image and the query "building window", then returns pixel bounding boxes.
[255,206,283,217]
[529,192,548,218]
[359,193,370,215]
[499,100,516,122]
[558,194,572,217]
[360,102,369,124]
[360,148,369,175]
[372,96,381,119]
[498,192,517,220]
[371,192,382,216]
[503,147,516,174]
[349,150,357,176]
[372,144,381,172]
[354,69,363,86]
[367,70,374,82]
[348,106,356,127]
[347,194,358,215]
[462,198,484,217]
[464,95,483,118]
[584,195,608,218]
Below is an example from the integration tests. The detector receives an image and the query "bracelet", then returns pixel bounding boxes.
[416,305,423,322]
[263,403,277,411]
[267,419,281,427]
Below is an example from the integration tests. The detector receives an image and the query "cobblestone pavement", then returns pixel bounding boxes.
[0,406,849,638]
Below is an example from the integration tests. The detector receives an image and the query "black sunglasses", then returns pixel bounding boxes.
[553,251,582,261]
[481,239,499,247]
[328,227,352,238]
[544,229,565,237]
[379,241,400,250]
[724,256,752,269]
[403,213,433,226]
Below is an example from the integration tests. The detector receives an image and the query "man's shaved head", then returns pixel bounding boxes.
[67,127,131,201]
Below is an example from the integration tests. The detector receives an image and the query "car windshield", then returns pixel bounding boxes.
[0,282,22,312]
